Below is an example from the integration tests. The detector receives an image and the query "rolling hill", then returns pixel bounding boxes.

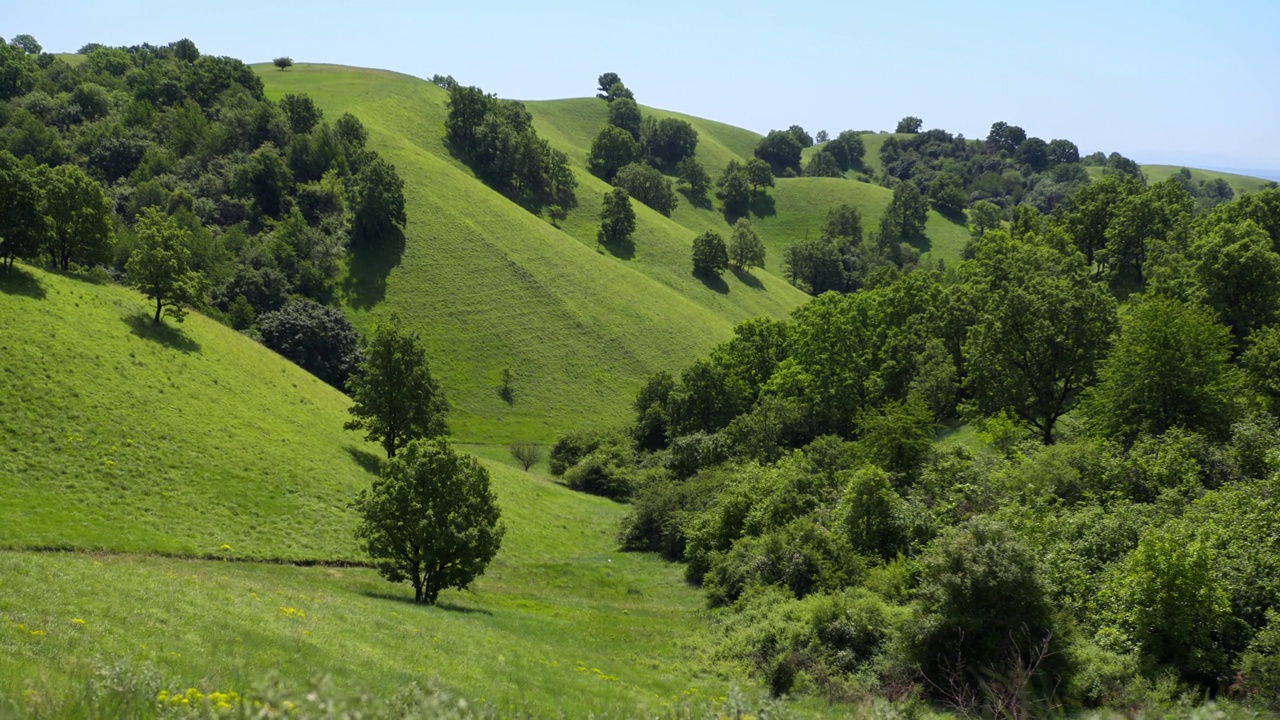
[0,265,749,715]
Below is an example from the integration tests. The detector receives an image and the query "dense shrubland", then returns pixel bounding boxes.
[552,183,1280,715]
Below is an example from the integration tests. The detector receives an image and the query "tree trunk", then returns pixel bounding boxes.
[154,298,163,325]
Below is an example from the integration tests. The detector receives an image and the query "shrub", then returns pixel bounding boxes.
[549,429,610,475]
[664,431,731,479]
[618,470,728,560]
[703,517,865,606]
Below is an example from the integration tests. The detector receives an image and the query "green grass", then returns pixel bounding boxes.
[1138,164,1273,196]
[257,65,808,445]
[0,264,755,715]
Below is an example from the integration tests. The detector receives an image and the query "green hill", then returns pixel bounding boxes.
[1138,164,1273,195]
[257,65,809,446]
[0,265,744,715]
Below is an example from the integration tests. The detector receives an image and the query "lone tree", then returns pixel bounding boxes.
[598,188,636,246]
[895,116,923,134]
[273,56,293,71]
[596,72,621,99]
[126,207,205,325]
[353,438,505,604]
[345,318,449,458]
[728,218,766,270]
[692,231,729,277]
[510,441,542,471]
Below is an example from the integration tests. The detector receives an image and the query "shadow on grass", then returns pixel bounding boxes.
[748,192,777,218]
[362,590,494,615]
[730,266,765,290]
[0,267,45,299]
[124,314,201,353]
[905,233,932,256]
[345,446,383,476]
[598,236,635,260]
[343,228,406,311]
[498,385,514,405]
[678,188,713,210]
[695,271,729,295]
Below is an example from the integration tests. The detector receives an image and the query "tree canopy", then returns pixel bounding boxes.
[345,319,449,458]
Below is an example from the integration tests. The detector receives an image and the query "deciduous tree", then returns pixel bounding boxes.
[353,438,505,604]
[692,230,729,277]
[126,207,206,324]
[728,219,765,270]
[39,164,114,271]
[587,125,638,180]
[345,318,449,458]
[598,187,636,246]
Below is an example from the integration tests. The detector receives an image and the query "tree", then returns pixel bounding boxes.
[744,158,774,193]
[968,200,1002,240]
[1190,219,1280,344]
[728,219,766,270]
[1057,174,1140,267]
[927,172,968,215]
[509,442,543,471]
[895,116,922,134]
[986,121,1027,154]
[612,162,678,216]
[0,40,37,100]
[784,238,845,295]
[676,157,711,204]
[353,438,505,604]
[347,155,407,246]
[596,72,621,99]
[273,57,293,71]
[1084,297,1239,443]
[754,130,802,176]
[641,118,698,167]
[605,82,634,103]
[587,125,639,180]
[1047,138,1080,166]
[345,319,449,458]
[822,204,863,246]
[815,130,829,144]
[823,131,865,172]
[10,35,42,55]
[280,93,323,135]
[803,150,842,178]
[606,97,642,140]
[1016,136,1049,172]
[258,298,365,390]
[692,231,729,277]
[231,144,294,219]
[786,125,813,148]
[597,188,636,246]
[0,152,45,271]
[39,164,114,271]
[716,161,751,218]
[878,181,929,241]
[963,241,1117,444]
[126,207,206,325]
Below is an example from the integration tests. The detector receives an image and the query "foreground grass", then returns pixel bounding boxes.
[0,549,729,718]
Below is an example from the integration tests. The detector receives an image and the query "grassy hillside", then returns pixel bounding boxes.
[1139,164,1273,195]
[0,265,747,715]
[258,65,808,445]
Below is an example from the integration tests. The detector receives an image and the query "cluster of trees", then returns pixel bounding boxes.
[0,37,408,341]
[550,184,1280,713]
[445,83,576,212]
[690,219,766,279]
[587,73,697,219]
[879,117,1146,217]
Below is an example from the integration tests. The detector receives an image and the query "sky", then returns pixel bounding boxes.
[8,0,1280,172]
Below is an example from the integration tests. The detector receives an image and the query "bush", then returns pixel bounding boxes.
[562,445,637,501]
[618,469,728,559]
[664,431,731,479]
[612,162,677,216]
[703,517,865,606]
[549,429,611,475]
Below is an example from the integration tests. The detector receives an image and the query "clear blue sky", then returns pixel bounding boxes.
[9,0,1280,171]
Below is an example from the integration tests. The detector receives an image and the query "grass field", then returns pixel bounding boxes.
[257,65,809,446]
[0,264,759,715]
[1085,164,1273,196]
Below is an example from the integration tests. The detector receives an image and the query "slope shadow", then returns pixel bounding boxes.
[695,271,729,295]
[361,590,494,615]
[748,192,777,218]
[905,232,933,256]
[730,266,765,290]
[343,228,406,311]
[0,267,45,299]
[678,188,713,210]
[124,314,201,353]
[345,446,383,476]
[598,236,636,260]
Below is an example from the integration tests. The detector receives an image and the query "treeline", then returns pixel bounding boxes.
[0,35,408,389]
[549,182,1280,713]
